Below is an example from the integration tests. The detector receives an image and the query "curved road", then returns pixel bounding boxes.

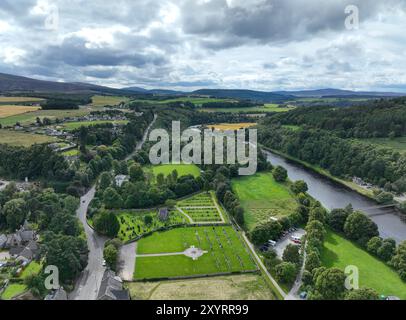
[69,114,157,300]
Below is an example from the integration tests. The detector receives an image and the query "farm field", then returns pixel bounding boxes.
[232,172,298,230]
[62,120,129,131]
[0,96,44,104]
[0,105,41,118]
[127,274,274,300]
[201,104,296,113]
[0,283,27,300]
[177,192,225,223]
[0,130,57,147]
[0,108,91,127]
[208,123,257,131]
[91,95,130,107]
[149,164,201,179]
[116,209,187,242]
[134,226,257,280]
[357,137,406,154]
[321,230,406,299]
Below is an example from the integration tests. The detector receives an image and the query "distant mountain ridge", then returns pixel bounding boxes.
[1,72,405,101]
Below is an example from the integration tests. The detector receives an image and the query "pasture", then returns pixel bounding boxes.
[116,209,187,242]
[149,164,201,179]
[177,192,225,223]
[92,95,130,107]
[0,130,56,147]
[321,230,406,299]
[134,226,257,280]
[0,105,41,119]
[127,274,274,300]
[0,96,44,104]
[232,172,298,230]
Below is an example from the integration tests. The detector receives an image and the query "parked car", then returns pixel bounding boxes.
[268,240,277,247]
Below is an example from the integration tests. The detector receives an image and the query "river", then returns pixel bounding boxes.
[265,151,406,243]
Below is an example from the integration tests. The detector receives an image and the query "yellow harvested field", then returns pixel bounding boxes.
[208,123,257,131]
[0,105,41,118]
[92,95,130,107]
[0,96,44,103]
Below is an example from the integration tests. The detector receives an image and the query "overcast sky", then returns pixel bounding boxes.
[1,0,406,92]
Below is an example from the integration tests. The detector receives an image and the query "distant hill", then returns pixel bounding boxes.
[191,89,293,102]
[274,88,406,98]
[0,73,137,95]
[124,86,184,95]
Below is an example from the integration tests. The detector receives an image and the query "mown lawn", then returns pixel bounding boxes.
[321,230,406,299]
[149,164,201,179]
[232,172,298,230]
[0,284,27,300]
[134,226,257,279]
[19,261,42,280]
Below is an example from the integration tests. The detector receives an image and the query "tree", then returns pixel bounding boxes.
[345,288,379,300]
[377,238,396,262]
[144,215,153,226]
[156,173,165,186]
[25,273,47,298]
[275,262,297,284]
[99,172,112,190]
[375,192,394,204]
[291,180,308,194]
[305,251,321,272]
[93,210,120,237]
[309,206,327,224]
[250,220,282,246]
[314,268,346,300]
[344,211,379,246]
[103,244,118,271]
[367,237,383,256]
[273,166,288,182]
[283,244,301,265]
[129,163,144,182]
[103,187,123,209]
[390,241,406,280]
[327,208,349,232]
[2,198,27,230]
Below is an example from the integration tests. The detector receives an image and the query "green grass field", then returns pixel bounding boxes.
[0,284,27,300]
[0,129,57,147]
[201,104,296,113]
[321,230,406,299]
[149,164,201,179]
[177,192,225,223]
[134,226,257,279]
[232,172,298,230]
[357,137,406,154]
[19,261,42,280]
[117,209,187,242]
[92,95,130,107]
[132,97,234,107]
[62,120,129,131]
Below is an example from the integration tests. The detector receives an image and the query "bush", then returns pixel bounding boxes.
[291,180,308,194]
[103,244,118,270]
[272,166,288,182]
[345,287,379,300]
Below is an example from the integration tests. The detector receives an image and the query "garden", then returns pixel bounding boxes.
[177,192,225,223]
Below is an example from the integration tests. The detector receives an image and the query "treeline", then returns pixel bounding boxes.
[201,101,262,109]
[259,124,406,190]
[274,97,406,138]
[41,99,79,110]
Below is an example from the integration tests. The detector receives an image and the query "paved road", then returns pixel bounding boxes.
[69,186,108,300]
[70,114,157,300]
[286,246,307,301]
[241,232,286,300]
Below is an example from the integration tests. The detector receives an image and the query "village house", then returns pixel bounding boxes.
[44,287,68,300]
[97,270,130,300]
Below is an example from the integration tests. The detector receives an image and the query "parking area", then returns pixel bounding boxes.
[273,228,306,258]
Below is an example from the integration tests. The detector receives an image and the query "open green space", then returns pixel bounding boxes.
[127,274,274,300]
[177,192,224,223]
[357,137,406,154]
[62,120,129,131]
[132,97,234,107]
[149,164,201,179]
[0,129,57,147]
[134,226,257,279]
[232,172,298,230]
[201,104,296,113]
[19,261,42,280]
[117,209,187,242]
[0,96,45,104]
[321,230,406,299]
[0,283,27,300]
[92,95,130,107]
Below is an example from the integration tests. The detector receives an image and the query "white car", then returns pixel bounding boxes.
[102,260,107,267]
[268,240,277,246]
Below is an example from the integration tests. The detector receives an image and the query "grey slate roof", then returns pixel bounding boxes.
[97,270,130,300]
